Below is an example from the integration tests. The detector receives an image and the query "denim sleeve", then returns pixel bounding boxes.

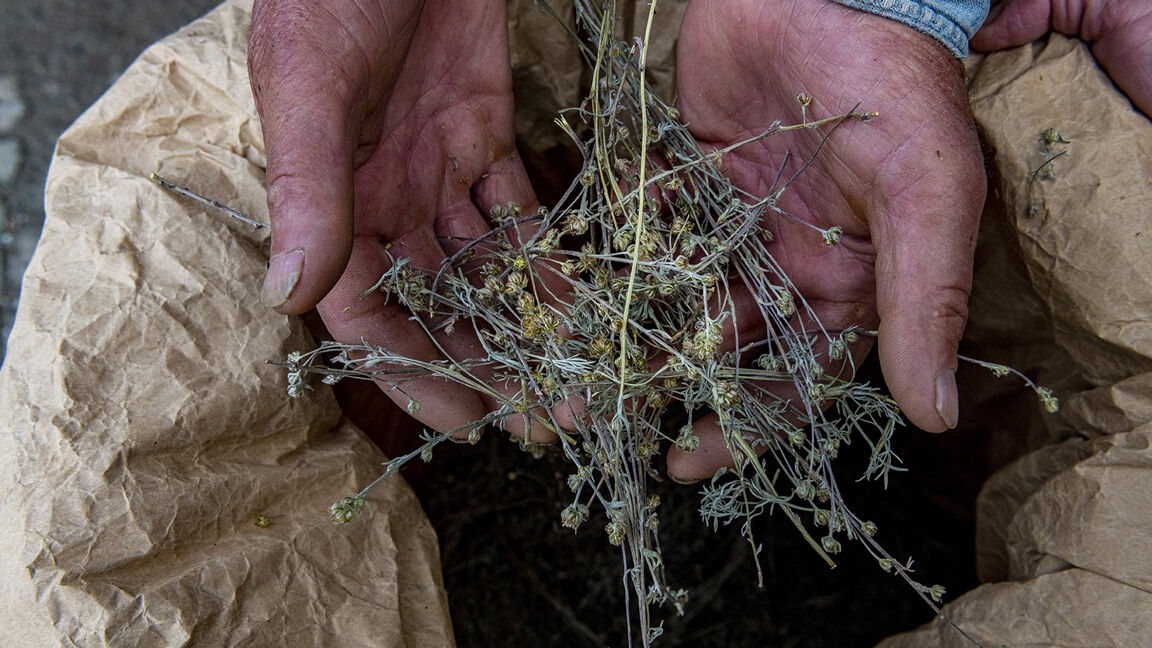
[830,0,991,57]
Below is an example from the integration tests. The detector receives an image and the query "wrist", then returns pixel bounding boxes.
[829,0,991,57]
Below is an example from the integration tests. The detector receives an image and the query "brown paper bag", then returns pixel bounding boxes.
[0,2,453,646]
[878,34,1152,648]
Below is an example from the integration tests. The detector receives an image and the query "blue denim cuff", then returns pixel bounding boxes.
[830,0,991,57]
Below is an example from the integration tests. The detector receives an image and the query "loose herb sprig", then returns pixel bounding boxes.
[1027,126,1072,216]
[276,3,1052,645]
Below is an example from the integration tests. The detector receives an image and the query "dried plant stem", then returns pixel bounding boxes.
[151,173,267,229]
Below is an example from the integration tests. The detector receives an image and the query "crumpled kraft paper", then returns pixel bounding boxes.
[878,34,1152,648]
[0,1,453,646]
[4,0,1151,646]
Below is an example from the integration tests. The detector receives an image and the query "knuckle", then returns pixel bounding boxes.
[263,170,305,218]
[928,284,970,342]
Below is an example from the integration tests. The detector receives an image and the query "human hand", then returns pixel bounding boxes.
[971,0,1152,116]
[249,0,551,439]
[667,0,986,481]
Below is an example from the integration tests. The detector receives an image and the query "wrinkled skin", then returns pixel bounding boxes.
[249,0,550,438]
[248,0,1152,480]
[665,0,986,481]
[665,0,1152,481]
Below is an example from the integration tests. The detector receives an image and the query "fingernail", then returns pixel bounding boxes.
[261,248,304,308]
[934,370,959,430]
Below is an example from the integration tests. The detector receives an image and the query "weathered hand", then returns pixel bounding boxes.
[249,0,548,438]
[971,0,1152,116]
[667,0,986,481]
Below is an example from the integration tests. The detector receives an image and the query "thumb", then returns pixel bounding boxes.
[249,12,357,314]
[872,142,985,433]
[971,0,1054,51]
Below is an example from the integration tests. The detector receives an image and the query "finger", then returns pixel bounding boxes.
[1090,12,1152,117]
[435,205,559,444]
[666,412,737,484]
[471,148,540,219]
[458,153,561,443]
[665,293,876,483]
[550,394,585,432]
[471,148,570,303]
[970,0,1053,51]
[318,229,489,436]
[871,130,985,433]
[249,7,358,314]
[973,2,1152,116]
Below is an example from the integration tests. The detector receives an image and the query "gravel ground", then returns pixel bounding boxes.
[0,0,221,361]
